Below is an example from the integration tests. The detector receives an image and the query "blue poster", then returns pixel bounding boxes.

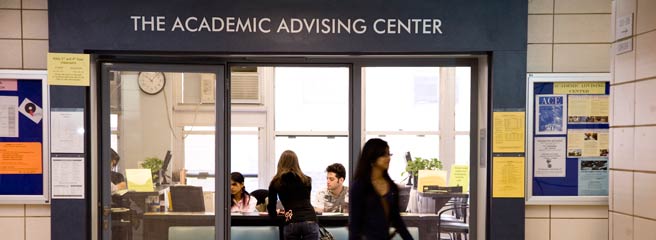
[536,95,567,135]
[578,158,608,196]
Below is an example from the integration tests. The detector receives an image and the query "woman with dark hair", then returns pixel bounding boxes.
[110,148,126,192]
[268,150,319,240]
[349,138,412,240]
[230,172,257,213]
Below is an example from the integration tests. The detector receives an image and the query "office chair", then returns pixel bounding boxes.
[437,194,469,240]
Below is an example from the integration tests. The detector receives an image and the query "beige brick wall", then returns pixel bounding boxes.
[0,0,50,239]
[526,0,612,239]
[609,0,656,239]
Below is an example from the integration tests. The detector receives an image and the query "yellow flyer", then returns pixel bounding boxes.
[492,157,525,198]
[448,165,470,192]
[492,112,525,153]
[47,53,90,86]
[553,82,605,94]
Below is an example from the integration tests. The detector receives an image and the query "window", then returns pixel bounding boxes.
[110,113,119,151]
[274,67,349,197]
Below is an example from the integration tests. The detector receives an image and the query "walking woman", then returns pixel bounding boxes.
[349,138,413,240]
[230,172,257,213]
[268,150,319,240]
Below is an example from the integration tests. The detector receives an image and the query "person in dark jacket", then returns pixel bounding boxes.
[268,150,319,240]
[349,138,413,240]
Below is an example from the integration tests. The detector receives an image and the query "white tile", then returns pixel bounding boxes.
[635,217,656,240]
[0,9,21,38]
[23,40,47,69]
[551,219,609,240]
[529,0,554,14]
[0,0,20,8]
[526,205,550,218]
[526,219,550,240]
[634,172,656,219]
[636,0,656,34]
[528,15,554,43]
[612,212,634,240]
[614,38,635,84]
[555,0,612,13]
[611,84,635,126]
[528,44,553,72]
[0,217,25,240]
[26,217,50,240]
[635,79,656,125]
[26,204,50,217]
[22,10,48,39]
[554,14,611,43]
[636,31,656,79]
[551,205,609,218]
[553,44,611,72]
[613,171,633,214]
[634,127,656,172]
[0,205,24,216]
[0,39,21,69]
[22,0,47,9]
[611,128,634,170]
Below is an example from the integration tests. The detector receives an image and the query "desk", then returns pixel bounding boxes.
[143,212,440,240]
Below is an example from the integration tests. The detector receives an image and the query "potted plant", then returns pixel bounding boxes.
[140,156,163,185]
[404,157,443,188]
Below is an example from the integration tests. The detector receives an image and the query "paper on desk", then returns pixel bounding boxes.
[417,170,447,193]
[126,168,155,192]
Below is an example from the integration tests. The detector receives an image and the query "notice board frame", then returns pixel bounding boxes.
[0,70,50,204]
[526,73,610,205]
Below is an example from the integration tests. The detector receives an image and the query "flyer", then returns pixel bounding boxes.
[567,95,609,124]
[0,96,19,137]
[536,95,567,135]
[567,129,609,157]
[534,137,566,177]
[578,158,608,196]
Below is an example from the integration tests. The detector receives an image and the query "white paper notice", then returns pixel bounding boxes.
[52,157,85,199]
[51,110,84,153]
[0,96,19,137]
[534,137,567,177]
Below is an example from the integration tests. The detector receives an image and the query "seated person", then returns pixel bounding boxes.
[110,148,127,194]
[313,163,349,213]
[230,172,257,213]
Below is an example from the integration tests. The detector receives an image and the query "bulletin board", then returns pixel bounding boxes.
[526,73,610,205]
[0,70,49,204]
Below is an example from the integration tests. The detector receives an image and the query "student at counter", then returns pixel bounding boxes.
[231,172,257,213]
[313,163,349,213]
[349,138,413,240]
[268,150,319,240]
[110,148,127,193]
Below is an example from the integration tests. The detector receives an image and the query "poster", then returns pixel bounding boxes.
[47,53,90,86]
[448,165,470,192]
[578,158,608,196]
[567,129,609,157]
[492,112,525,153]
[0,96,19,137]
[18,98,43,124]
[492,157,525,198]
[534,137,566,177]
[553,82,606,94]
[567,95,609,124]
[51,109,85,153]
[536,95,567,135]
[0,142,42,174]
[0,79,18,91]
[52,157,85,199]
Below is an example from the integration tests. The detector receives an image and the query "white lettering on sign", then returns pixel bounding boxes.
[130,16,444,35]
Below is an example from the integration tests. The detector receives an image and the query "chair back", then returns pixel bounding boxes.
[250,189,269,205]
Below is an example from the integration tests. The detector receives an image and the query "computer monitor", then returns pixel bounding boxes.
[160,150,172,185]
[170,185,205,212]
[405,152,413,186]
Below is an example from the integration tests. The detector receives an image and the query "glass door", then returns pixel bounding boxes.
[99,63,227,240]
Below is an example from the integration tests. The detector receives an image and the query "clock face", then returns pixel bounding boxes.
[138,72,166,95]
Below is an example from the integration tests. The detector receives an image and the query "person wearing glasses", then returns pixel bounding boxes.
[349,138,412,240]
[268,150,319,240]
[313,163,349,213]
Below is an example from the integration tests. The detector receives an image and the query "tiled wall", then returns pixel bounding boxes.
[609,0,656,239]
[0,0,51,239]
[526,0,612,239]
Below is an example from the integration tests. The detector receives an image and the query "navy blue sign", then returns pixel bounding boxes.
[49,0,526,53]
